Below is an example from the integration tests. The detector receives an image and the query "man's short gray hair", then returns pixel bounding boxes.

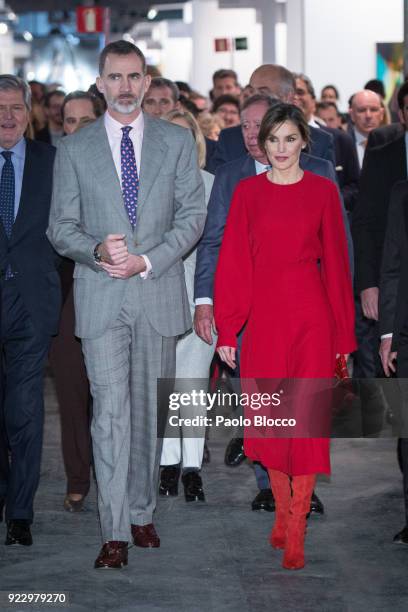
[0,75,32,110]
[294,73,316,99]
[241,93,279,114]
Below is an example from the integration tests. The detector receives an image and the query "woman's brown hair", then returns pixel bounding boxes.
[258,102,311,153]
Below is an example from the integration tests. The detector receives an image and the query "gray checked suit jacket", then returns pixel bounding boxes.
[47,113,206,339]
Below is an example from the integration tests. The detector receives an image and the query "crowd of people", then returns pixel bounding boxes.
[0,39,407,573]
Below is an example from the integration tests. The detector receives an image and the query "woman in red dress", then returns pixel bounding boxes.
[214,103,356,570]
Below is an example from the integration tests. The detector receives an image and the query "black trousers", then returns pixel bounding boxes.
[0,280,50,522]
[353,297,400,435]
[353,297,380,378]
[394,345,408,525]
[0,378,8,501]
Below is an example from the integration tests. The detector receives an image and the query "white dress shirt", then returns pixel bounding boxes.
[0,136,26,218]
[308,117,323,128]
[104,110,144,185]
[254,160,272,174]
[195,159,270,306]
[103,110,151,276]
[354,128,368,169]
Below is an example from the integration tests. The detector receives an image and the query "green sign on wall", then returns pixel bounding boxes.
[235,37,248,51]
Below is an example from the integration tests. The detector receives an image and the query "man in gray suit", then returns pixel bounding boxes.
[48,41,206,569]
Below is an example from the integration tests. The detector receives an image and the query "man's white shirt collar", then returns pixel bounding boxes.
[354,128,367,146]
[308,118,320,128]
[254,159,271,175]
[104,110,144,138]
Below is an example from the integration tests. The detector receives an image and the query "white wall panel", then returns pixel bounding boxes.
[299,0,403,108]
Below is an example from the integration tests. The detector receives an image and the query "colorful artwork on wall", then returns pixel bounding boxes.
[376,42,404,104]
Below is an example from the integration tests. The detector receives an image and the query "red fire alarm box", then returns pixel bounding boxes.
[76,7,105,33]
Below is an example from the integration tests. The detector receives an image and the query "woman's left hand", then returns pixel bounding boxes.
[217,346,237,369]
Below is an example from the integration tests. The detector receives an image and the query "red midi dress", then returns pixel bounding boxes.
[214,171,357,475]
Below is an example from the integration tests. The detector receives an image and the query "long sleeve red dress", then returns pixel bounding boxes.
[214,170,357,475]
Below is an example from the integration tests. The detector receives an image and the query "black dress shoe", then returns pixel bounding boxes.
[181,471,205,502]
[5,520,33,546]
[224,438,246,467]
[251,489,275,512]
[159,465,180,496]
[310,491,324,515]
[393,526,408,544]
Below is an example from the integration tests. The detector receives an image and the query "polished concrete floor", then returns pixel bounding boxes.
[0,374,408,612]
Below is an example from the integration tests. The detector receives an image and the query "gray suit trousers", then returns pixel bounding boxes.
[82,278,176,542]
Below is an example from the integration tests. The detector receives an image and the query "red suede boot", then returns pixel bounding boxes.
[267,469,291,549]
[282,474,316,570]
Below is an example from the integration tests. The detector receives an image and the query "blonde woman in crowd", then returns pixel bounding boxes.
[198,112,224,141]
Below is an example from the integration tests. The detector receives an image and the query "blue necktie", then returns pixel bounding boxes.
[120,126,139,228]
[0,151,15,238]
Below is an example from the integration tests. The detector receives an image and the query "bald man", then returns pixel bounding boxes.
[249,64,294,101]
[208,64,335,172]
[353,82,408,362]
[348,90,384,169]
[351,85,407,444]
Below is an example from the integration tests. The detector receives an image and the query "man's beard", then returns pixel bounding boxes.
[108,93,142,115]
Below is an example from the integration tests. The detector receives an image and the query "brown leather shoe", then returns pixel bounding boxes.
[131,523,160,548]
[94,541,128,569]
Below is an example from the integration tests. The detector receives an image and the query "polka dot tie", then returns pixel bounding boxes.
[0,151,15,238]
[121,126,139,228]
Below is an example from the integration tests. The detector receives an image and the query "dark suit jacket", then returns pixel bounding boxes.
[204,136,217,173]
[35,125,52,144]
[352,134,407,292]
[379,181,408,350]
[194,152,352,301]
[206,123,336,174]
[348,122,404,164]
[322,127,359,211]
[0,138,61,335]
[368,123,404,149]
